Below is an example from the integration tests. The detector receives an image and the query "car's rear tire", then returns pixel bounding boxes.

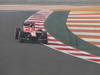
[36,32,48,44]
[19,38,24,43]
[15,28,21,40]
[42,39,48,44]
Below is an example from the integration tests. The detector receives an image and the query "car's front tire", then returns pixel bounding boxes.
[41,32,48,44]
[18,31,25,43]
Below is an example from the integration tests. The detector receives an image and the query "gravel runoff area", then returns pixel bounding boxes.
[0,4,100,11]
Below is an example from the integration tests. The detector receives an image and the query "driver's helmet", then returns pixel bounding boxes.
[38,29,42,31]
[24,22,35,27]
[30,23,35,27]
[38,29,45,32]
[24,22,30,26]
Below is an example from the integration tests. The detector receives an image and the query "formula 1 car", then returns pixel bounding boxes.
[15,22,48,44]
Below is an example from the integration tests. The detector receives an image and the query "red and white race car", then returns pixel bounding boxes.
[15,22,48,44]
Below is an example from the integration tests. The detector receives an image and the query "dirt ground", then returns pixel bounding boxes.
[0,4,100,11]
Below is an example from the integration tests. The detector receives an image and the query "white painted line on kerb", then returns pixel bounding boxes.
[68,15,100,17]
[80,38,100,42]
[71,32,100,36]
[48,36,56,39]
[48,41,63,44]
[68,27,100,30]
[60,50,90,54]
[35,25,44,27]
[66,23,100,25]
[70,12,100,14]
[96,45,100,47]
[48,45,75,49]
[67,19,100,21]
[75,56,100,59]
[35,23,44,25]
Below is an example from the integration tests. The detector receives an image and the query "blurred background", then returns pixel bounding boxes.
[0,0,100,5]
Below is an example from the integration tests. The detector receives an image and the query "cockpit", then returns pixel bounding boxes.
[24,22,35,27]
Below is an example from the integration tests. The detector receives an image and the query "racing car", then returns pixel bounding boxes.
[15,22,48,44]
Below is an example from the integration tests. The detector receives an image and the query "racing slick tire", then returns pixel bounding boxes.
[15,28,21,40]
[42,39,48,44]
[18,31,25,43]
[41,32,48,44]
[36,32,48,44]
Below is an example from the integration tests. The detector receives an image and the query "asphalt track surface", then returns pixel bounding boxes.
[0,11,100,75]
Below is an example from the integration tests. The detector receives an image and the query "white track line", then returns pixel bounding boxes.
[66,23,100,25]
[67,19,100,21]
[48,41,63,44]
[68,15,100,17]
[71,32,100,36]
[70,12,100,14]
[47,45,75,49]
[75,56,100,59]
[96,45,100,47]
[68,27,100,30]
[60,50,90,54]
[79,38,100,42]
